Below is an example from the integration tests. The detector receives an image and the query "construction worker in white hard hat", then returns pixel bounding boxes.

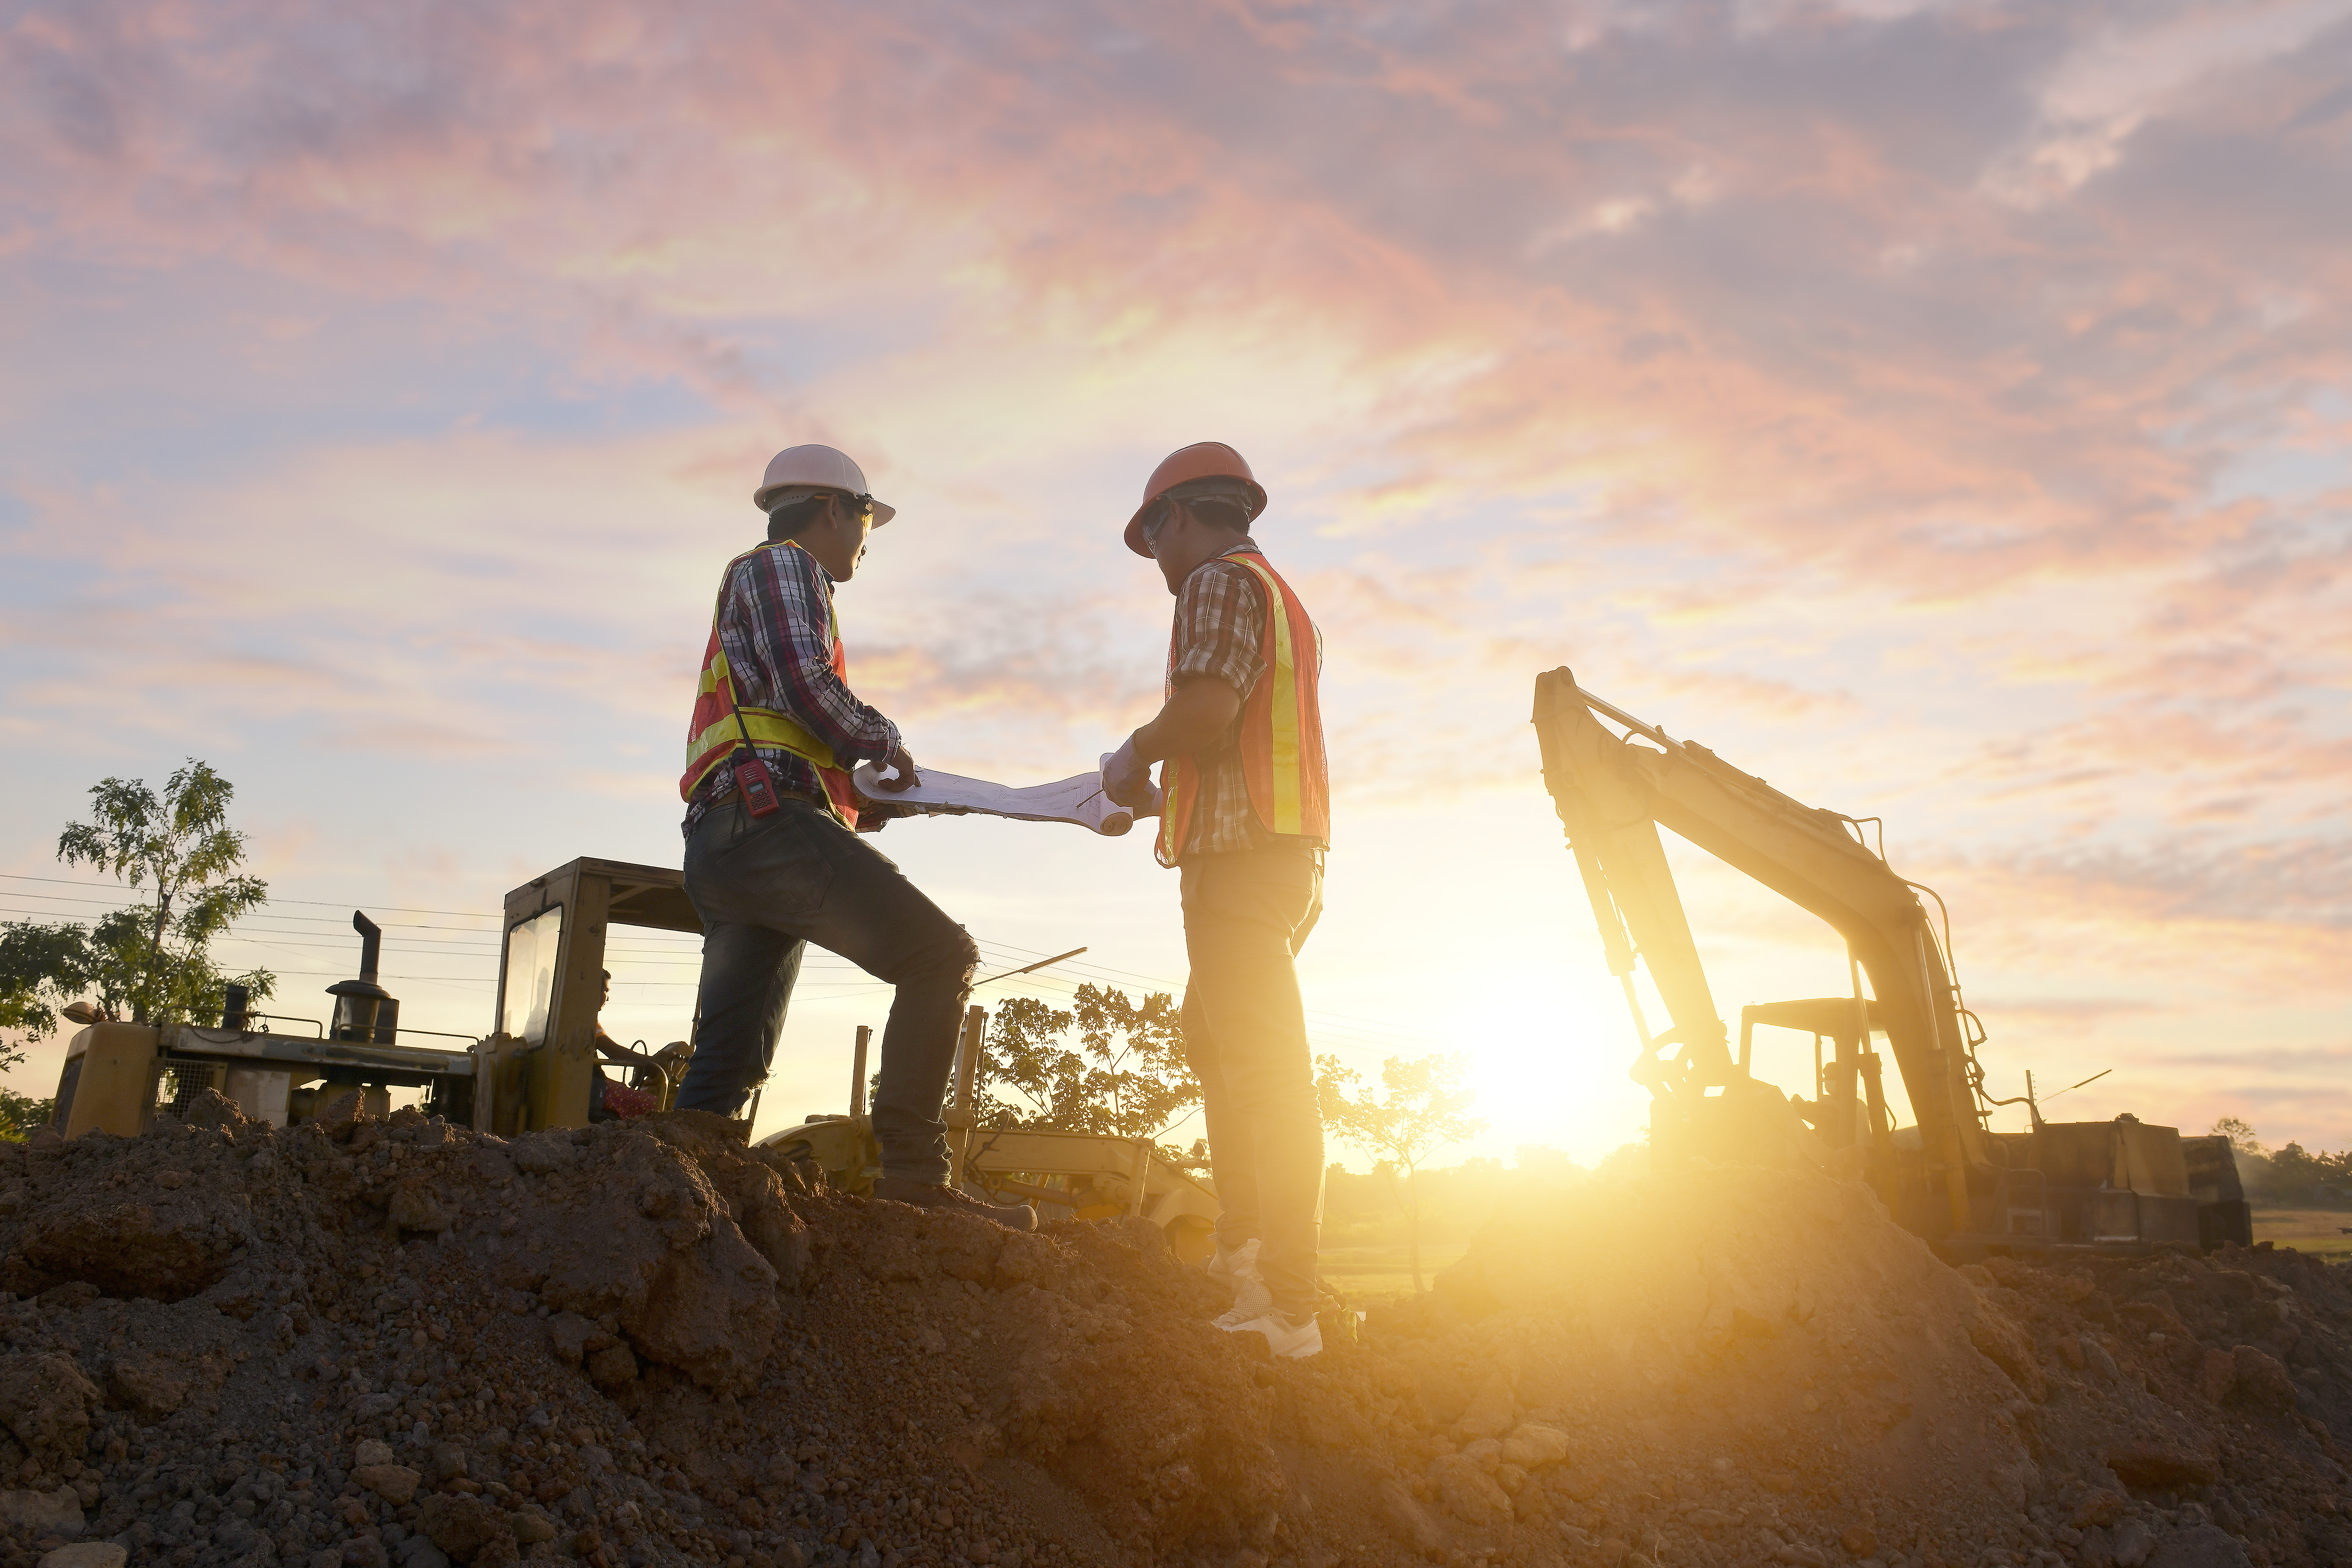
[1102,442,1331,1358]
[677,443,1035,1230]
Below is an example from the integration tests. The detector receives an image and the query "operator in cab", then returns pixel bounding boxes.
[1102,442,1331,1357]
[676,443,1035,1230]
[586,969,689,1122]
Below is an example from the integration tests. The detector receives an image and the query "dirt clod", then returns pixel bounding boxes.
[415,1493,515,1563]
[0,1353,98,1465]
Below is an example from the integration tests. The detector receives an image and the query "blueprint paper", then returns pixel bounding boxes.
[851,761,1151,837]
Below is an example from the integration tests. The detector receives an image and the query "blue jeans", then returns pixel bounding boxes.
[680,797,979,1183]
[1180,843,1326,1318]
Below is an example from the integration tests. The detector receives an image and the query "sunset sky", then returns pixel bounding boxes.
[3,0,2347,1167]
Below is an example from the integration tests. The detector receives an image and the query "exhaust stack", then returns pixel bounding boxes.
[327,910,400,1043]
[354,912,382,984]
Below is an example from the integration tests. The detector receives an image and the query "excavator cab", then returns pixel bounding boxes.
[1739,999,1893,1155]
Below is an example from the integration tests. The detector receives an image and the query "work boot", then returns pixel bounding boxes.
[1208,1238,1274,1328]
[1221,1308,1322,1360]
[871,1175,1037,1231]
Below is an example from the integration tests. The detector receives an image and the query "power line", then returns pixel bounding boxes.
[4,872,1446,1053]
[0,873,497,919]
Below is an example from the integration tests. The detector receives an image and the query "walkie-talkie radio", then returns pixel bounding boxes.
[728,689,781,817]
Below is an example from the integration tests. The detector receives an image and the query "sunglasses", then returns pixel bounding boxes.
[1140,498,1174,545]
[837,492,877,521]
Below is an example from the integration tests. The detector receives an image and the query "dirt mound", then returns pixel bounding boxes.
[3,1108,2350,1568]
[1377,1167,2352,1566]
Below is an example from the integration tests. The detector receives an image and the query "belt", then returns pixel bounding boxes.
[723,784,831,814]
[768,787,832,812]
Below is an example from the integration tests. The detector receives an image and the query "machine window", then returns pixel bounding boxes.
[501,907,562,1043]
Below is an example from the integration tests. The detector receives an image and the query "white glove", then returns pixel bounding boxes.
[1101,738,1162,815]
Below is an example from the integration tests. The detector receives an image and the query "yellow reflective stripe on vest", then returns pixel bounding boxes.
[680,543,856,825]
[684,709,840,780]
[689,645,840,771]
[1233,555,1305,836]
[1155,550,1322,865]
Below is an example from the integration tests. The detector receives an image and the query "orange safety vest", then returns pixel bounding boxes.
[680,543,861,829]
[1158,550,1329,867]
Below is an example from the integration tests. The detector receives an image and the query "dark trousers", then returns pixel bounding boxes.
[681,798,979,1183]
[1180,844,1325,1318]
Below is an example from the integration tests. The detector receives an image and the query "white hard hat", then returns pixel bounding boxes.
[752,444,897,526]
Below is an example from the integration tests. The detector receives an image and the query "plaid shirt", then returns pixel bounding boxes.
[683,541,901,838]
[1164,542,1326,858]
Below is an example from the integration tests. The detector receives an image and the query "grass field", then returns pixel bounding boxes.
[1309,1206,2352,1310]
[1317,1242,1471,1307]
[2252,1207,2352,1261]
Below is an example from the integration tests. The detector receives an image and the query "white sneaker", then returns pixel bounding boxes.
[1205,1235,1256,1288]
[1221,1309,1322,1359]
[1208,1238,1274,1328]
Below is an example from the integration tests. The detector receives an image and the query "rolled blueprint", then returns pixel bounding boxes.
[850,761,1149,837]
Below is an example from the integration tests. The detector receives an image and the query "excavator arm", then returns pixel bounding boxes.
[1532,668,1994,1230]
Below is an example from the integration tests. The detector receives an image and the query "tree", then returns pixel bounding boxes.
[2212,1116,2263,1155]
[42,761,275,1027]
[1316,1052,1486,1294]
[975,986,1199,1143]
[0,920,99,1069]
[0,1087,56,1143]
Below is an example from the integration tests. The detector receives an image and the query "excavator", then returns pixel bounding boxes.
[1531,667,2250,1258]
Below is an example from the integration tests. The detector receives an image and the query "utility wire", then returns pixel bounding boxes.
[2,872,1443,1052]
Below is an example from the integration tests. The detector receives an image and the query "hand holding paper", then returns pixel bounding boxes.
[850,761,1149,837]
[1102,734,1157,809]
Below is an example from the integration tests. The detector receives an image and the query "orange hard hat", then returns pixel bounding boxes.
[1124,442,1266,557]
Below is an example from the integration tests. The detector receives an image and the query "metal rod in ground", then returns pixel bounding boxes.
[949,1005,986,1183]
[850,1025,871,1119]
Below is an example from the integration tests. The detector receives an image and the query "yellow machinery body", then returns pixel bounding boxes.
[484,858,1221,1259]
[57,1023,165,1138]
[478,858,698,1136]
[758,1005,1222,1261]
[50,1018,476,1136]
[1530,666,2248,1258]
[47,850,1219,1267]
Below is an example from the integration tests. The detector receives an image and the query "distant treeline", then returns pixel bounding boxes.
[2238,1142,2352,1207]
[1321,1145,1619,1249]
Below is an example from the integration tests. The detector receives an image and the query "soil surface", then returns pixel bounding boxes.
[4,1096,2350,1568]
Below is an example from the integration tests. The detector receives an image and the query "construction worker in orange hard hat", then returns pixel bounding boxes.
[1101,441,1332,1358]
[677,443,1034,1230]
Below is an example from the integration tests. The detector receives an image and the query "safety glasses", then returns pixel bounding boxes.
[1139,498,1174,547]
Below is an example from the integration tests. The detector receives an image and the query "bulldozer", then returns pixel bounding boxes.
[1531,667,2251,1258]
[49,854,1219,1253]
[49,853,1222,1256]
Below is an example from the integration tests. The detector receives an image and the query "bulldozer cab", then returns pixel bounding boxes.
[477,857,702,1136]
[477,859,1224,1258]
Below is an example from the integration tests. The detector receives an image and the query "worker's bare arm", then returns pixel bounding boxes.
[1132,677,1241,764]
[1103,678,1238,808]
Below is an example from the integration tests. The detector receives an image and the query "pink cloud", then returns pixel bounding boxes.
[1,0,2346,1154]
